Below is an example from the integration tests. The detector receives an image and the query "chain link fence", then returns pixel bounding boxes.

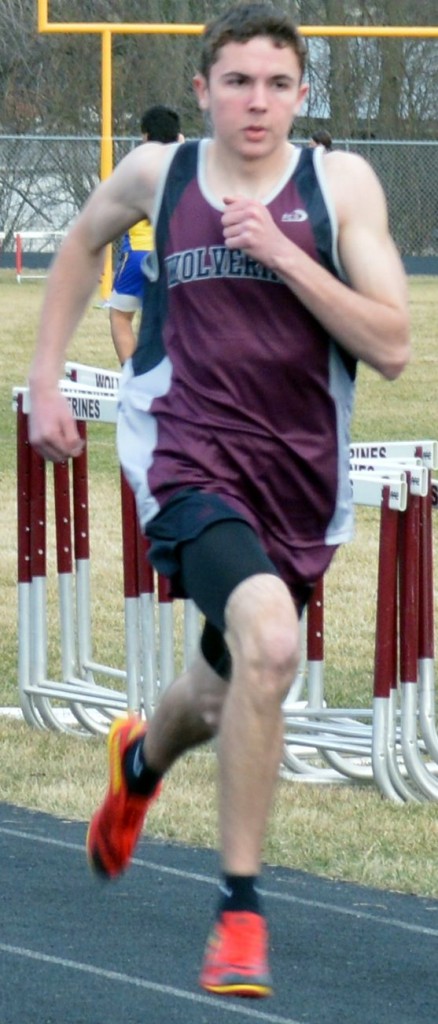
[0,135,437,271]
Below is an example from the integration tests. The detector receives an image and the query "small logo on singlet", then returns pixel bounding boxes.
[281,209,308,222]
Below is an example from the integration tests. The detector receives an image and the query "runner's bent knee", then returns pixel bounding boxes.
[224,574,300,700]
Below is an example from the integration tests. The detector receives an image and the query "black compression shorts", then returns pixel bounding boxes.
[145,488,313,678]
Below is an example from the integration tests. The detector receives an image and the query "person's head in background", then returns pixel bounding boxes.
[140,104,183,143]
[309,128,332,151]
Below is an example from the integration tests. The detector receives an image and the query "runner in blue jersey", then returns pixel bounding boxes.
[109,104,182,364]
[29,2,410,1000]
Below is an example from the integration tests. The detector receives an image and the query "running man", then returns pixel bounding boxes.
[28,2,410,1000]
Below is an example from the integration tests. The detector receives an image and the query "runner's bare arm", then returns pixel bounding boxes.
[28,143,175,461]
[222,152,410,380]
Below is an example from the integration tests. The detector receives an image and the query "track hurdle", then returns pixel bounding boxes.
[283,473,408,797]
[283,448,438,801]
[65,362,201,706]
[65,360,121,391]
[14,230,66,283]
[16,393,126,734]
[14,379,200,733]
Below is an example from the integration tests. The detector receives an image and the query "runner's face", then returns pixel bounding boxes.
[194,37,308,159]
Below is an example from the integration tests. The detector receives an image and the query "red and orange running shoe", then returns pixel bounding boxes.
[199,911,273,998]
[86,715,161,879]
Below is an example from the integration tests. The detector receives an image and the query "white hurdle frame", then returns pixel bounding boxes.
[283,445,438,801]
[14,379,200,732]
[14,230,67,283]
[283,474,409,799]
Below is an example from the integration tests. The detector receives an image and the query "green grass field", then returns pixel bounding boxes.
[1,270,438,897]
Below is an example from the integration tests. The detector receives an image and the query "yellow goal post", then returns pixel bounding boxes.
[37,1,438,298]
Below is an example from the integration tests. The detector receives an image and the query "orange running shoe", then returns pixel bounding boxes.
[199,911,273,998]
[86,716,161,879]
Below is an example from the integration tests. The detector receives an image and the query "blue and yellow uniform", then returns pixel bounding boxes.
[109,219,154,312]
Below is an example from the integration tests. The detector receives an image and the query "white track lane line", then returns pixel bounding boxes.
[0,943,306,1024]
[1,825,437,938]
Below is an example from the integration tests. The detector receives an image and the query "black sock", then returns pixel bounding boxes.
[218,874,261,916]
[123,737,162,796]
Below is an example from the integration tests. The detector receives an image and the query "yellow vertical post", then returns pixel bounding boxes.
[37,0,48,31]
[100,29,113,300]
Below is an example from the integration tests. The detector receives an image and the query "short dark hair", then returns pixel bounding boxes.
[200,2,307,81]
[311,129,332,150]
[140,105,181,142]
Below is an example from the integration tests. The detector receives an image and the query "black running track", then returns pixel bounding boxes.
[1,802,437,1024]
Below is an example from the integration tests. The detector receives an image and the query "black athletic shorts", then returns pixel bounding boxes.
[145,487,313,679]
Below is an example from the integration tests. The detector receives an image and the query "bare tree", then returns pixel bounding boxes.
[1,0,437,138]
[294,0,438,138]
[0,0,437,255]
